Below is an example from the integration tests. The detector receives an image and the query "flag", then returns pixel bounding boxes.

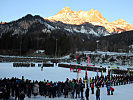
[85,69,88,80]
[108,69,110,76]
[101,69,103,76]
[78,69,81,73]
[88,56,89,66]
[97,69,99,77]
[128,69,130,75]
[70,68,73,72]
[111,69,113,75]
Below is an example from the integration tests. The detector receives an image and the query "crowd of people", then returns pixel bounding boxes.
[0,74,133,100]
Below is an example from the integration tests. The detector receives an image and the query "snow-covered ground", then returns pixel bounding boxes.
[0,63,98,82]
[0,62,133,100]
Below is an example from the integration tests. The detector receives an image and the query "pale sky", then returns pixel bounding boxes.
[1,0,133,25]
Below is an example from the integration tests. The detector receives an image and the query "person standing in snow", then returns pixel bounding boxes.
[83,78,85,88]
[15,84,20,100]
[75,82,80,98]
[110,86,114,95]
[19,91,25,100]
[85,85,89,100]
[96,87,100,100]
[90,77,92,87]
[53,82,57,98]
[33,81,39,98]
[107,82,110,95]
[27,81,32,98]
[46,81,50,96]
[71,81,75,99]
[80,83,84,99]
[3,87,9,100]
[91,83,94,94]
[64,82,68,98]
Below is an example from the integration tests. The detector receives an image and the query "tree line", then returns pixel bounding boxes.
[0,29,133,56]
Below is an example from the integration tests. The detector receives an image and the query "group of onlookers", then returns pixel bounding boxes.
[0,74,133,100]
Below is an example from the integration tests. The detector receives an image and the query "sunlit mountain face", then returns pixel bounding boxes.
[45,7,133,33]
[0,22,6,24]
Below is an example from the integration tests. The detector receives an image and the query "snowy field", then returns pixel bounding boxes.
[0,63,133,100]
[0,63,99,82]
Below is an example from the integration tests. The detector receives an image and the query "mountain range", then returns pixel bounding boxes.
[0,7,133,56]
[0,14,109,38]
[0,14,108,55]
[45,7,133,33]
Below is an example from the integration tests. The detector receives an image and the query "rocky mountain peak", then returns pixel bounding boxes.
[110,19,133,33]
[21,14,33,20]
[0,13,109,39]
[57,7,73,14]
[45,7,133,33]
[112,19,129,24]
[88,9,101,16]
[87,9,105,22]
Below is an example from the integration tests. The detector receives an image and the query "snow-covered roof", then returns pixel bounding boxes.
[35,50,45,53]
[78,51,133,56]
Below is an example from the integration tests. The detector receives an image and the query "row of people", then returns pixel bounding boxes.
[1,74,133,100]
[0,77,87,100]
[88,74,133,87]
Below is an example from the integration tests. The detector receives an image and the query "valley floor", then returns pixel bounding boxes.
[0,63,133,100]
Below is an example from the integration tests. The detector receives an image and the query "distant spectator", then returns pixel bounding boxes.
[96,87,100,100]
[19,91,25,100]
[110,86,114,95]
[91,83,94,94]
[33,81,39,98]
[85,86,89,100]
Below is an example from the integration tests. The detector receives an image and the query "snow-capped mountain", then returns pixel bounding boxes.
[0,14,109,38]
[45,7,133,33]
